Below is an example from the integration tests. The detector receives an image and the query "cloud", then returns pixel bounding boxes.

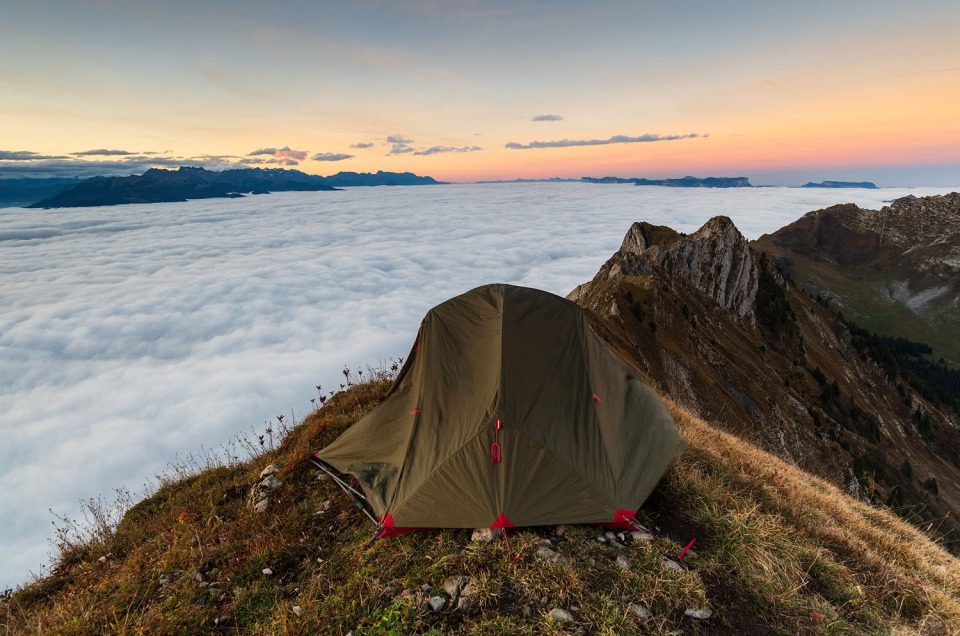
[351,142,374,149]
[312,153,354,162]
[246,146,309,161]
[413,145,482,156]
[0,150,67,161]
[386,135,415,155]
[72,149,136,157]
[532,114,563,122]
[505,133,704,150]
[1,184,934,590]
[0,151,262,179]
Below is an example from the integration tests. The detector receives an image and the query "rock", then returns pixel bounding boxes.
[631,530,654,541]
[616,554,632,570]
[555,524,567,536]
[470,527,501,542]
[253,497,270,513]
[259,475,280,492]
[628,603,652,620]
[157,571,181,586]
[443,575,470,600]
[291,605,303,617]
[457,583,478,611]
[548,608,574,622]
[685,607,713,619]
[535,546,568,564]
[661,558,683,571]
[420,583,433,595]
[97,555,107,563]
[427,596,447,612]
[191,569,205,583]
[259,464,282,479]
[262,568,273,576]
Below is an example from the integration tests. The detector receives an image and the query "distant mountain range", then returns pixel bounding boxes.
[802,180,878,189]
[2,167,444,209]
[581,175,753,187]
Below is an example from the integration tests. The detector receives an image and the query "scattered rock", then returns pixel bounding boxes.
[157,571,181,586]
[535,546,568,564]
[291,605,303,617]
[97,555,107,563]
[253,498,270,513]
[427,596,447,612]
[457,582,478,611]
[470,527,502,542]
[191,569,205,583]
[661,557,683,571]
[250,470,282,513]
[262,568,273,576]
[420,583,433,595]
[685,607,713,620]
[810,611,826,623]
[213,615,232,626]
[548,608,574,622]
[631,530,655,541]
[259,464,282,479]
[443,575,470,600]
[616,554,632,570]
[628,603,652,620]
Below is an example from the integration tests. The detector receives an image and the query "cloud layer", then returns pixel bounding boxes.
[505,133,705,150]
[311,152,354,162]
[0,184,950,589]
[413,145,482,156]
[532,114,563,122]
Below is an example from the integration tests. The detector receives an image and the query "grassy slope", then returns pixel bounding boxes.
[4,381,960,635]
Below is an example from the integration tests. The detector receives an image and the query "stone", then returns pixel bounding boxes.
[631,530,654,541]
[457,583,478,611]
[262,568,273,576]
[259,475,280,492]
[427,596,447,612]
[685,607,713,620]
[616,554,632,570]
[628,603,652,620]
[157,571,181,586]
[191,569,205,583]
[535,546,568,564]
[443,575,470,600]
[259,464,282,479]
[548,608,574,622]
[97,555,107,563]
[555,524,567,536]
[470,527,501,543]
[661,557,683,571]
[291,605,303,617]
[253,497,270,513]
[420,583,433,595]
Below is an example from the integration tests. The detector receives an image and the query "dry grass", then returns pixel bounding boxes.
[3,380,959,635]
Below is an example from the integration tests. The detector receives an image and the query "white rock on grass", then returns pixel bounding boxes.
[470,527,502,543]
[631,530,654,541]
[548,608,574,622]
[685,607,713,620]
[535,546,568,564]
[661,557,683,571]
[259,464,282,479]
[291,606,303,617]
[427,596,447,612]
[615,554,632,570]
[443,575,470,600]
[628,603,652,620]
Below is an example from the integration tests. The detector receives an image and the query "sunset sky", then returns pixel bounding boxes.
[2,0,959,185]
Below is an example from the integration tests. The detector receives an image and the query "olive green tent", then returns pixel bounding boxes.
[315,283,683,536]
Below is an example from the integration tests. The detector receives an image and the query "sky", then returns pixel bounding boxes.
[2,183,953,589]
[2,0,959,186]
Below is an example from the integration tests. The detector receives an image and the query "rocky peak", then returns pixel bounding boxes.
[572,216,759,319]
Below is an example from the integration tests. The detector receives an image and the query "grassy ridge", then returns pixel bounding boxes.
[3,381,960,635]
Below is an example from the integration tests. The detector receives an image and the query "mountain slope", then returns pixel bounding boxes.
[571,216,960,549]
[753,192,960,364]
[4,379,959,634]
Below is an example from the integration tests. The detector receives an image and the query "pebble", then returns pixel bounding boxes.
[661,557,683,571]
[548,608,574,622]
[291,605,303,617]
[470,527,501,543]
[615,554,632,570]
[685,607,713,620]
[427,596,447,612]
[535,546,568,564]
[628,603,652,620]
[262,568,273,576]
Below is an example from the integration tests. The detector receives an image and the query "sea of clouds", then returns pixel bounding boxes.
[1,182,954,588]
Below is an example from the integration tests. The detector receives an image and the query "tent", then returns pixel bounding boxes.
[315,283,684,536]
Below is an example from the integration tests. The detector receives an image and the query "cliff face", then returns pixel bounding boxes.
[571,216,758,319]
[572,215,960,549]
[753,192,960,362]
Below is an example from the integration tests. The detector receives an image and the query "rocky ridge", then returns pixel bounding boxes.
[753,192,960,361]
[572,215,960,547]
